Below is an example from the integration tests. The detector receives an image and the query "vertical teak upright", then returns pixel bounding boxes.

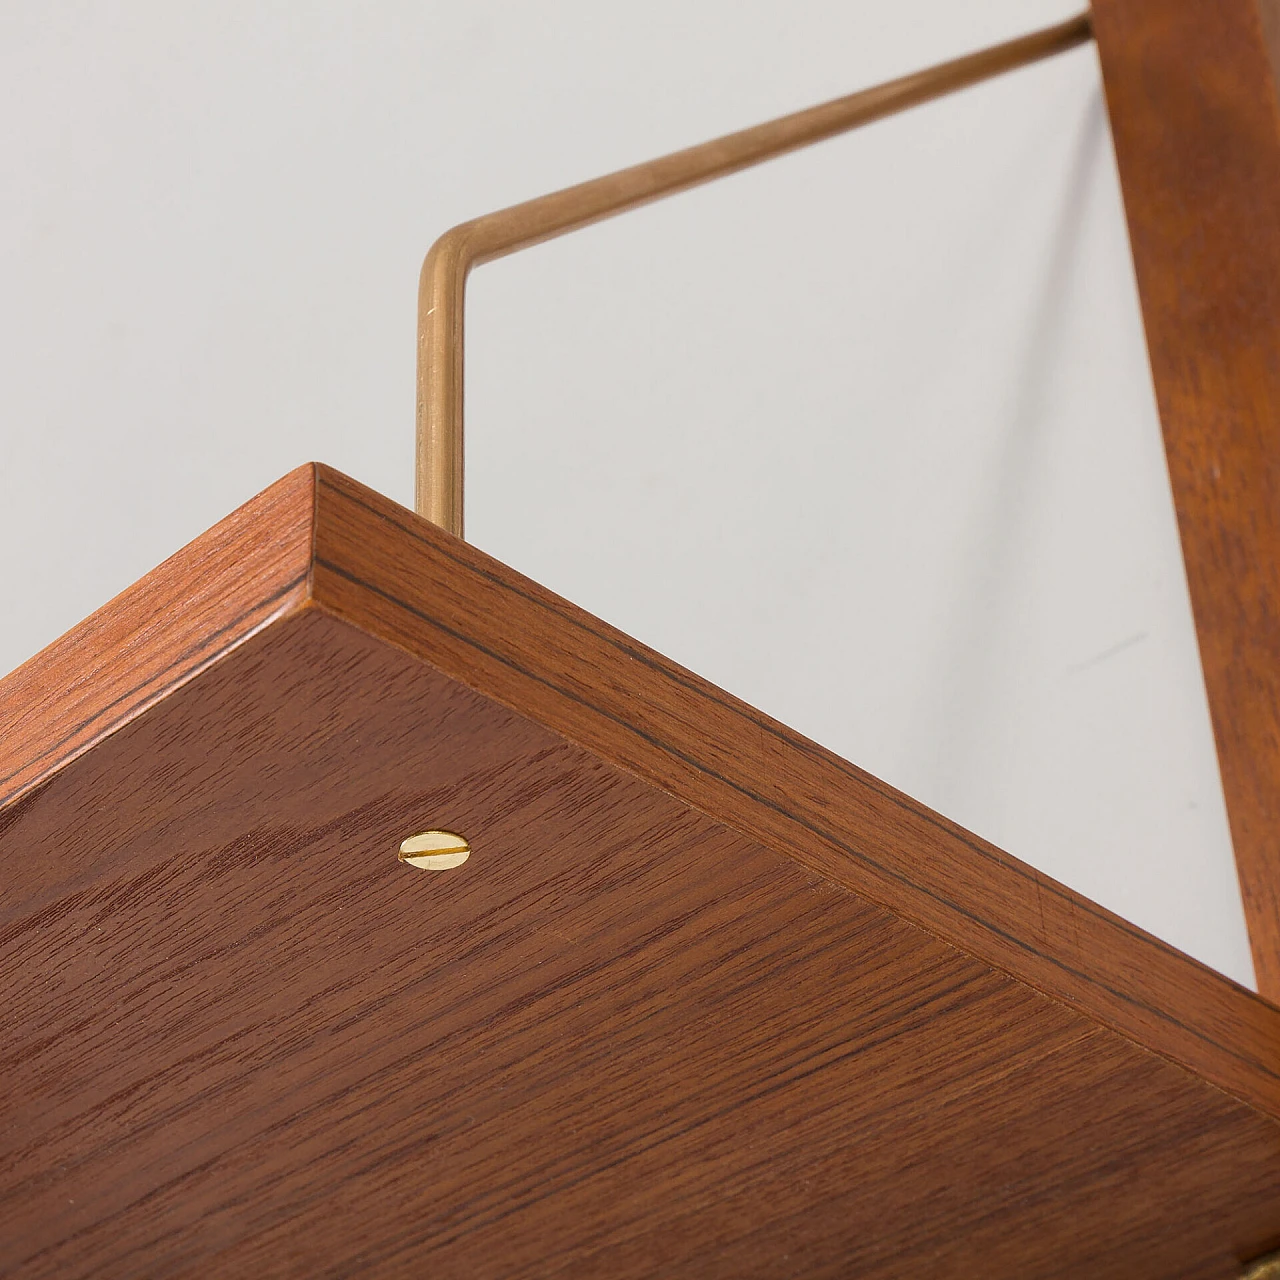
[1092,0,1280,999]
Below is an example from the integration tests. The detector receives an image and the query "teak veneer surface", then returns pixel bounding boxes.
[1092,0,1280,997]
[2,466,1280,1278]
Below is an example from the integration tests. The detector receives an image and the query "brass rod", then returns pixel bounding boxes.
[416,11,1094,537]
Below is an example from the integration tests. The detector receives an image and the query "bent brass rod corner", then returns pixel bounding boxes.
[416,11,1093,538]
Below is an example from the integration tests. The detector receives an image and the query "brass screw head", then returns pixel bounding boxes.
[399,830,471,871]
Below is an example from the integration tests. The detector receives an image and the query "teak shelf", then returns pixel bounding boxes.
[2,466,1280,1278]
[6,0,1280,1275]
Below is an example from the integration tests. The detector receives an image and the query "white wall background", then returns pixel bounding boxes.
[0,2,1255,987]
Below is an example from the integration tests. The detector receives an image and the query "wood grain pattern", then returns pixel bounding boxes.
[1091,0,1280,997]
[313,467,1280,1123]
[3,465,1280,1276]
[0,465,314,811]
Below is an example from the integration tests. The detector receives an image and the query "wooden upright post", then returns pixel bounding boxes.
[1092,0,1280,997]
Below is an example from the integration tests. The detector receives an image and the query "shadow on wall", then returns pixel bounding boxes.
[910,91,1108,802]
